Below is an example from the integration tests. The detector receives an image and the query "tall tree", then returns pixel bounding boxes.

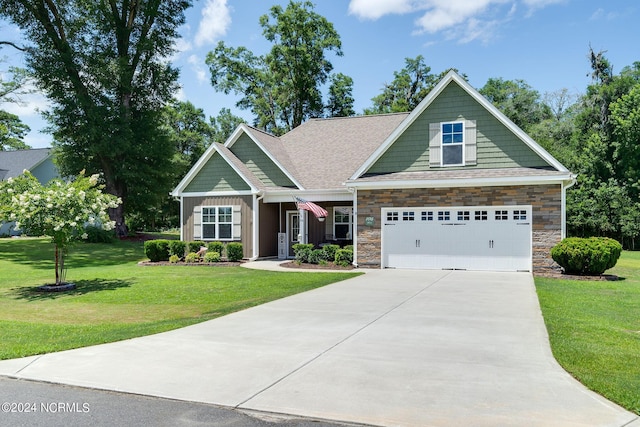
[326,73,355,117]
[565,50,640,247]
[364,56,462,114]
[209,107,245,144]
[0,0,190,236]
[0,110,30,150]
[206,1,348,135]
[479,78,551,131]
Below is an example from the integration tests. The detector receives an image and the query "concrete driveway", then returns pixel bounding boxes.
[0,269,636,427]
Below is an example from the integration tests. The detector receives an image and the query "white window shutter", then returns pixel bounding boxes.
[429,122,441,167]
[193,206,202,240]
[465,120,477,165]
[232,205,242,239]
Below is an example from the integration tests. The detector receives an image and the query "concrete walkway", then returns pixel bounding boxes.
[0,269,637,427]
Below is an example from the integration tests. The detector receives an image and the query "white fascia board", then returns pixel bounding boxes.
[262,189,352,203]
[350,70,569,180]
[179,190,255,198]
[227,123,305,190]
[346,174,575,190]
[170,141,258,196]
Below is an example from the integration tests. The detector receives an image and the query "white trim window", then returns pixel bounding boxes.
[429,120,477,167]
[441,122,464,166]
[334,207,352,240]
[202,206,233,240]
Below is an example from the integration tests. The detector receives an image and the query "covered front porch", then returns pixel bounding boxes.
[257,192,354,260]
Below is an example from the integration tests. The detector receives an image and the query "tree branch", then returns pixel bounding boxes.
[0,41,27,51]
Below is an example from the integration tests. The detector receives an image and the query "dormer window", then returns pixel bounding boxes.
[441,122,464,166]
[429,119,477,168]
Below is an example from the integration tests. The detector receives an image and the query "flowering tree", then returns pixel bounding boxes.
[0,171,121,286]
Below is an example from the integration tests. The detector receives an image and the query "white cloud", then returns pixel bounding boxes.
[348,0,562,43]
[589,8,618,22]
[188,55,207,84]
[348,0,417,20]
[194,0,232,47]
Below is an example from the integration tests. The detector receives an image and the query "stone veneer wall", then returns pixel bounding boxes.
[356,185,562,273]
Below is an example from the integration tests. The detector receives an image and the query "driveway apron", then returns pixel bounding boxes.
[0,270,636,427]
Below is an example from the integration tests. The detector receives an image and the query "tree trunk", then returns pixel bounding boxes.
[109,203,128,238]
[54,244,60,285]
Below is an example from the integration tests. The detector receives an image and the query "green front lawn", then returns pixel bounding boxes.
[0,238,359,360]
[536,251,640,414]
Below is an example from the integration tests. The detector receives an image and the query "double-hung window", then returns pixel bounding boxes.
[334,207,352,240]
[441,122,464,166]
[202,206,233,240]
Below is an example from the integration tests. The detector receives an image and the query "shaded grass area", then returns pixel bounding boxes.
[536,251,640,414]
[0,238,360,360]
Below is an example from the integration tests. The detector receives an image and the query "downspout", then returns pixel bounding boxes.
[561,174,577,239]
[348,186,357,267]
[252,193,262,260]
[179,196,184,241]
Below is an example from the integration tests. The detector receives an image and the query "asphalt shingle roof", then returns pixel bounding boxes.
[277,113,408,189]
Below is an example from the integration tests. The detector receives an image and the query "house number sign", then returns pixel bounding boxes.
[364,216,375,226]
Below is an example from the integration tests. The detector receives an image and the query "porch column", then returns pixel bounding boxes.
[298,208,307,244]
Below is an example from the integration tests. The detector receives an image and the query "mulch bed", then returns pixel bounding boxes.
[534,267,619,281]
[138,261,243,267]
[279,261,356,270]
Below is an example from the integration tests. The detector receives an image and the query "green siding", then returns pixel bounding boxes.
[184,152,250,192]
[231,134,296,187]
[367,82,550,174]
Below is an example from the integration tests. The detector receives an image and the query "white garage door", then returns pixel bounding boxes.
[382,206,532,271]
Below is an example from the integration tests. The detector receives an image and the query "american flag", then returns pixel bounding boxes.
[294,196,328,219]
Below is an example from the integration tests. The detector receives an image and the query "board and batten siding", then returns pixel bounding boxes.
[231,134,296,187]
[182,195,253,259]
[367,81,550,174]
[184,152,251,193]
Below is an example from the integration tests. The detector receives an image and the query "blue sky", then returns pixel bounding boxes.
[1,0,638,148]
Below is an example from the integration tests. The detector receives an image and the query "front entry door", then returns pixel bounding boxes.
[287,211,300,258]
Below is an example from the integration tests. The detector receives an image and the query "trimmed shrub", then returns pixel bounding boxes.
[168,240,187,258]
[184,252,200,263]
[187,241,206,254]
[144,239,171,262]
[204,251,221,263]
[169,254,180,264]
[551,237,622,275]
[292,243,314,263]
[84,226,116,243]
[208,241,224,257]
[321,244,340,262]
[226,242,244,261]
[308,249,325,264]
[335,248,353,267]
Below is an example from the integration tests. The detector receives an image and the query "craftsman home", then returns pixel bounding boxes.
[171,71,575,272]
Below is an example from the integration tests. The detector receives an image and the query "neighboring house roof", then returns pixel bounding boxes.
[0,148,53,180]
[172,71,572,198]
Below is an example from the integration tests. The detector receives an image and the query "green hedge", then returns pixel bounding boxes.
[226,242,244,262]
[335,248,353,267]
[144,239,171,262]
[187,241,206,254]
[168,240,186,258]
[551,237,622,275]
[292,243,314,263]
[208,241,224,257]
